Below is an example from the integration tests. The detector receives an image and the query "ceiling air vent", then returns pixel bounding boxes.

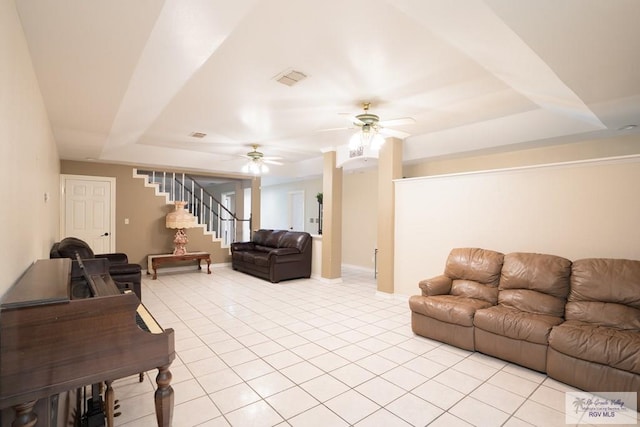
[190,132,207,138]
[274,69,307,87]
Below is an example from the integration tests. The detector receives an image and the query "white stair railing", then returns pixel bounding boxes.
[137,169,250,243]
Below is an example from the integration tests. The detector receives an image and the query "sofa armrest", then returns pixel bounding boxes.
[95,253,129,265]
[231,242,255,252]
[419,275,452,296]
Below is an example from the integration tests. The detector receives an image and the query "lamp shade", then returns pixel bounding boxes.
[166,201,197,229]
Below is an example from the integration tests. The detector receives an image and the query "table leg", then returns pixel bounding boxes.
[155,364,174,427]
[152,261,158,280]
[11,401,37,427]
[105,380,115,427]
[206,258,211,274]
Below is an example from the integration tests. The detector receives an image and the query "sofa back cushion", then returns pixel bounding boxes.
[499,252,571,317]
[566,258,640,330]
[252,229,273,246]
[56,237,95,259]
[278,231,311,252]
[445,248,504,303]
[253,229,288,248]
[264,230,287,247]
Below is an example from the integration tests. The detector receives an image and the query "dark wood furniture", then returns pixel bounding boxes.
[0,258,175,427]
[148,252,211,279]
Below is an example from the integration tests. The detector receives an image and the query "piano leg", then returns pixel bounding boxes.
[105,380,115,427]
[154,364,174,427]
[11,401,37,427]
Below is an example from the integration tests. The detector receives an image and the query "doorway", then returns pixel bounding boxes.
[288,191,305,231]
[60,175,116,253]
[221,191,235,246]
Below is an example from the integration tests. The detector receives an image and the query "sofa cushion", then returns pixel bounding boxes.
[451,279,498,304]
[409,295,492,327]
[565,301,640,330]
[499,252,571,317]
[498,289,566,318]
[241,251,270,266]
[278,231,310,251]
[252,229,273,246]
[264,230,287,247]
[444,248,504,287]
[56,237,96,259]
[474,306,564,345]
[570,258,640,310]
[549,320,640,375]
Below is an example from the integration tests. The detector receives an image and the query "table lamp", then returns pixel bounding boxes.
[165,201,197,255]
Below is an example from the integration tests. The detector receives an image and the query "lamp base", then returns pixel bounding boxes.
[173,229,188,255]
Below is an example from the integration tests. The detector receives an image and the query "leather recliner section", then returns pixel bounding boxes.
[409,248,504,351]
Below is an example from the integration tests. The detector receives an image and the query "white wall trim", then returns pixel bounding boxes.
[397,154,640,183]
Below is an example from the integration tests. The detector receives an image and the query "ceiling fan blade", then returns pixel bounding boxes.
[262,156,283,160]
[264,159,283,166]
[351,116,365,126]
[379,128,411,139]
[316,126,352,133]
[378,117,415,127]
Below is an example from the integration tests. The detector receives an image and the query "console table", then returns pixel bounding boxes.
[147,252,211,279]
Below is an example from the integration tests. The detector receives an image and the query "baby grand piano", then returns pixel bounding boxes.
[0,258,175,427]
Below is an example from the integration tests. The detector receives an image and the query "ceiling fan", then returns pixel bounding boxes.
[348,102,415,140]
[240,145,283,175]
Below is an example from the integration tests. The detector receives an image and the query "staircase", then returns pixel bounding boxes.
[133,169,251,248]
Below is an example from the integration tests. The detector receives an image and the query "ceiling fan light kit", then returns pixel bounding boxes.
[348,102,388,151]
[241,144,281,175]
[242,160,269,175]
[349,125,386,151]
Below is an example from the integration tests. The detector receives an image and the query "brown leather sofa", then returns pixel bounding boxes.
[474,252,572,372]
[547,258,640,410]
[50,237,142,301]
[231,229,312,283]
[408,248,504,350]
[410,248,640,410]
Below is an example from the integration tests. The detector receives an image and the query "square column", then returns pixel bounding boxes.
[377,138,402,294]
[321,150,343,280]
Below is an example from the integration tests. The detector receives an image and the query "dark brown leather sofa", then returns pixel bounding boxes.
[231,229,312,283]
[410,248,640,410]
[50,237,142,300]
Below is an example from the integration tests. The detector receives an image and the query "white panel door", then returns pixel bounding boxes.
[221,192,235,246]
[62,175,115,254]
[288,191,304,231]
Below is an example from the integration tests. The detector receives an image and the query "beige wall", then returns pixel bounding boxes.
[1,0,60,295]
[60,161,231,265]
[404,135,640,177]
[395,156,640,297]
[261,178,323,234]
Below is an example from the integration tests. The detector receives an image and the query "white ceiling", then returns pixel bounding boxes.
[15,0,640,180]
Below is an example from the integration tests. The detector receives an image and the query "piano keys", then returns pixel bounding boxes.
[0,258,175,427]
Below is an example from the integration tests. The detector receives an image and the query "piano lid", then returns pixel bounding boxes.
[1,258,71,310]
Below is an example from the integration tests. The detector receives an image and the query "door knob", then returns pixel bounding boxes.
[101,232,110,237]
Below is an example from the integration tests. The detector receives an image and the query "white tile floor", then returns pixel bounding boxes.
[111,266,639,427]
